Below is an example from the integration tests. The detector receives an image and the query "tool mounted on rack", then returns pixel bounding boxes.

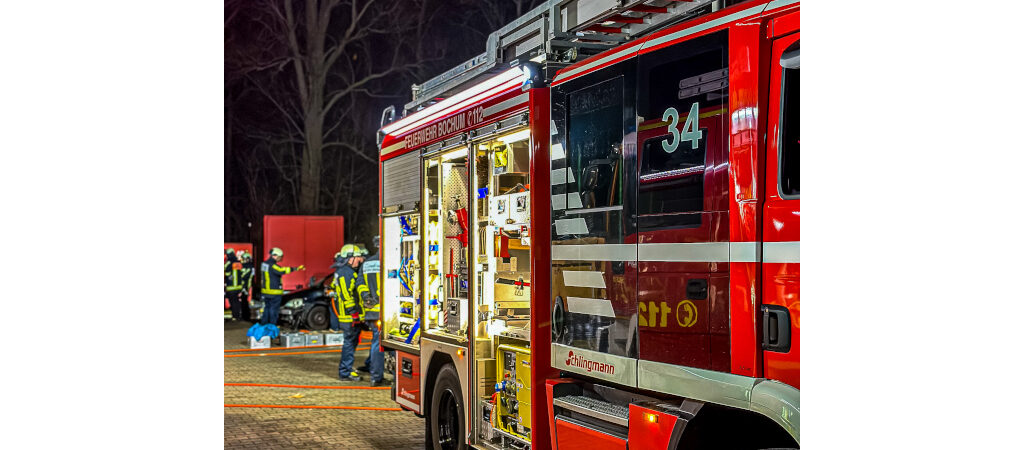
[446,201,470,247]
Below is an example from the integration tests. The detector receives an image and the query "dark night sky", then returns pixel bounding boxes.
[224,0,544,250]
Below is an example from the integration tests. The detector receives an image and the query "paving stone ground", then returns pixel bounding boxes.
[224,320,425,449]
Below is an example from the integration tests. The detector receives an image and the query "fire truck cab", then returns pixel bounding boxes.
[377,1,799,449]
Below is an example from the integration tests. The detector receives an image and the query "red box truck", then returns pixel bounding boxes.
[261,215,345,291]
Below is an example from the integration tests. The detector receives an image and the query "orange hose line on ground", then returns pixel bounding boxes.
[224,347,369,358]
[225,383,390,390]
[224,348,368,358]
[225,404,402,411]
[225,344,341,353]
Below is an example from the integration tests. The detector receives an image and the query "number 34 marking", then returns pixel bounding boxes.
[661,102,702,153]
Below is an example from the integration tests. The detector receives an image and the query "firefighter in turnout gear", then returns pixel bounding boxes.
[334,243,367,381]
[224,248,235,312]
[260,247,304,325]
[240,252,254,321]
[225,251,244,320]
[328,251,345,331]
[357,235,390,386]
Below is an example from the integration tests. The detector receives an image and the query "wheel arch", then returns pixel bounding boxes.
[422,351,455,446]
[674,401,799,449]
[423,352,455,410]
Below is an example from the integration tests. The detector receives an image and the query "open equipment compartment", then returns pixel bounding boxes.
[382,212,422,347]
[469,126,535,448]
[422,147,474,339]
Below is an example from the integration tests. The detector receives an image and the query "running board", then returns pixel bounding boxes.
[552,395,628,427]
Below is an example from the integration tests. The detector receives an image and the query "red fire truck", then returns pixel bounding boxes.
[376,1,799,448]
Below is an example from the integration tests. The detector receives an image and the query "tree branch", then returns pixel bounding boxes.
[323,141,377,164]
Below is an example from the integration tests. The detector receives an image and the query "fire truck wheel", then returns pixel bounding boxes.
[305,304,329,330]
[384,351,396,375]
[430,364,466,450]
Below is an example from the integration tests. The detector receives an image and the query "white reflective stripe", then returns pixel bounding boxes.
[552,244,636,261]
[567,192,583,209]
[482,92,528,118]
[564,205,622,215]
[552,194,566,210]
[563,271,606,289]
[764,241,800,263]
[729,241,761,263]
[638,242,730,262]
[555,218,589,235]
[640,3,770,52]
[566,296,615,317]
[551,343,638,387]
[551,120,558,136]
[552,168,566,184]
[552,241,799,262]
[765,0,801,13]
[551,142,565,160]
[381,140,406,156]
[551,167,575,185]
[395,394,419,413]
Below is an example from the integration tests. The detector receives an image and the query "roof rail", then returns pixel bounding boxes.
[402,0,725,115]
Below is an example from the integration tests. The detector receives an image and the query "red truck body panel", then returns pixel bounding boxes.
[262,216,345,291]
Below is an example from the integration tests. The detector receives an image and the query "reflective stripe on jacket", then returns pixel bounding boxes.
[332,264,361,322]
[356,253,381,314]
[260,257,294,295]
[240,263,254,290]
[225,261,243,291]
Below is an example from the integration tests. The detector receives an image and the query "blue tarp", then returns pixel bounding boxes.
[247,323,280,340]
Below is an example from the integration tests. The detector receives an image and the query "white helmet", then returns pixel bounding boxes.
[270,247,284,257]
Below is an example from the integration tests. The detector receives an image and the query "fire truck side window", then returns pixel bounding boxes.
[637,31,728,215]
[566,77,623,210]
[779,42,800,198]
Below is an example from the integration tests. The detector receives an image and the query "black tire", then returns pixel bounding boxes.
[384,351,396,375]
[429,364,466,450]
[305,304,330,330]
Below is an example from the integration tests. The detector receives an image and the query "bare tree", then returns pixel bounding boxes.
[244,0,422,212]
[225,0,546,242]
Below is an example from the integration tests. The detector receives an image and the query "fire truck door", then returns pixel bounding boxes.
[635,30,731,372]
[761,29,800,389]
[550,60,639,386]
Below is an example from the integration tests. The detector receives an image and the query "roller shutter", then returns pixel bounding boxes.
[382,150,420,212]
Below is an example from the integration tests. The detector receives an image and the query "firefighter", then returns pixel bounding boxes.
[334,243,366,382]
[328,251,345,332]
[260,247,304,326]
[225,250,245,320]
[357,235,390,386]
[224,248,235,269]
[240,252,254,321]
[224,248,235,311]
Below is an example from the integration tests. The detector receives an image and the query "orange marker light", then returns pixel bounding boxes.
[457,349,465,358]
[645,412,658,423]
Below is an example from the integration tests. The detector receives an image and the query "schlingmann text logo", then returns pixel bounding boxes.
[565,351,615,375]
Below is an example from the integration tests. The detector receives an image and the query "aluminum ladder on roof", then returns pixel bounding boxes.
[403,0,723,114]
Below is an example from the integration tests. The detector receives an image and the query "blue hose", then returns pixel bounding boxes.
[399,256,413,292]
[405,319,420,344]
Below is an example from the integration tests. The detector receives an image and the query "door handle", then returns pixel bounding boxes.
[761,305,791,352]
[686,279,708,300]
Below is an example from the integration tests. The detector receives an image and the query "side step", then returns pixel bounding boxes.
[552,395,628,427]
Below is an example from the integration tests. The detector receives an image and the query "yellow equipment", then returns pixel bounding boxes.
[494,343,531,440]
